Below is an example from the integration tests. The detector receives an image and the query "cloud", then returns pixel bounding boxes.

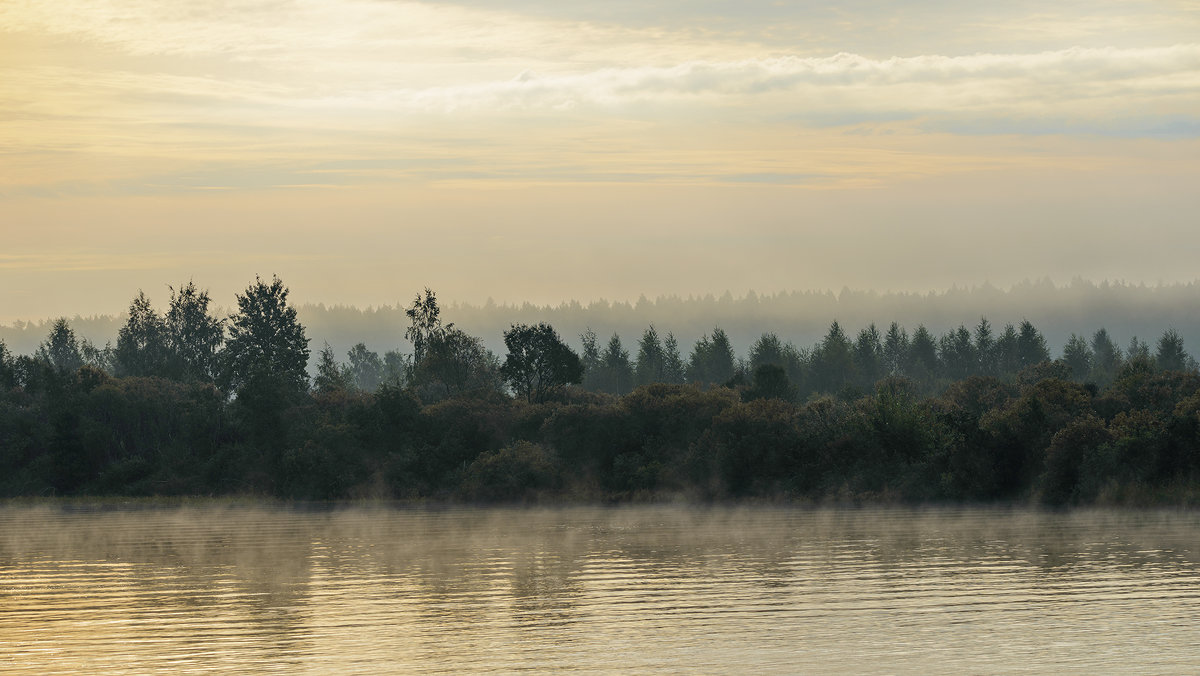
[21,42,1181,127]
[5,0,1197,131]
[2,0,1198,198]
[382,45,1200,115]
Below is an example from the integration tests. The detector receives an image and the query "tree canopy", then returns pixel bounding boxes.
[221,275,310,395]
[166,281,224,382]
[37,318,84,375]
[115,291,169,378]
[405,287,448,366]
[501,323,583,403]
[5,282,1200,505]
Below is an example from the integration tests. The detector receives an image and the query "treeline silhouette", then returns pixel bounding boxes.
[2,278,1199,505]
[6,279,1200,364]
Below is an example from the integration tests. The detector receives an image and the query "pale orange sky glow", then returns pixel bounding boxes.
[2,0,1199,321]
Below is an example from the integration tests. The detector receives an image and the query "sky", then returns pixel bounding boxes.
[2,0,1199,322]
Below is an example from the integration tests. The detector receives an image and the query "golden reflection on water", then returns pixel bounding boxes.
[1,505,1199,674]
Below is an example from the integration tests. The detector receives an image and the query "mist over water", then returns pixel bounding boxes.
[2,504,1199,674]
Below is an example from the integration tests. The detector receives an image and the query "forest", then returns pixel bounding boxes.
[2,277,1200,505]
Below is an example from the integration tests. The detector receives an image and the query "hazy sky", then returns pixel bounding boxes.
[3,0,1199,321]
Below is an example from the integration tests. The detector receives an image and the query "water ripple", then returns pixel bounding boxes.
[1,505,1199,674]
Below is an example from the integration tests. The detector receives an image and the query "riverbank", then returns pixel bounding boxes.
[4,365,1200,506]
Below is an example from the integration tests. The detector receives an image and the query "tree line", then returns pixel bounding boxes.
[1,279,1198,504]
[9,279,1199,371]
[579,319,1194,401]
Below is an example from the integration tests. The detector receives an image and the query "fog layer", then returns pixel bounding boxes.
[4,280,1198,363]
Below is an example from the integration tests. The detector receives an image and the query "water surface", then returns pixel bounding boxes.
[2,504,1198,673]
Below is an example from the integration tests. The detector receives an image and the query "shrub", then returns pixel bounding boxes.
[460,441,563,502]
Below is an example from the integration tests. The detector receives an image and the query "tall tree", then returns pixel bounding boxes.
[939,325,975,381]
[748,332,803,389]
[853,324,884,387]
[314,342,353,394]
[687,327,735,386]
[995,323,1021,375]
[904,325,939,383]
[381,349,410,388]
[405,287,448,366]
[811,321,855,393]
[1016,320,1050,369]
[749,333,787,372]
[501,323,583,403]
[347,343,384,392]
[1126,336,1152,363]
[1089,328,1122,386]
[0,340,15,390]
[115,290,169,378]
[634,326,666,387]
[1155,329,1191,372]
[707,328,736,385]
[882,322,909,377]
[599,333,634,395]
[662,333,686,384]
[403,288,500,400]
[221,275,310,395]
[686,334,712,384]
[37,318,84,375]
[1061,334,1093,382]
[974,317,996,376]
[579,328,603,391]
[411,327,501,400]
[79,338,114,374]
[166,281,224,382]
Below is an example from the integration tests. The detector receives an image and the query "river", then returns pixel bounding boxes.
[1,504,1198,673]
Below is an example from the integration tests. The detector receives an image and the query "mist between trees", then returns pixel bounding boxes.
[4,279,1200,367]
[3,278,1200,504]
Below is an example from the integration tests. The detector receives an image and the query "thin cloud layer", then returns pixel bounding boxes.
[390,46,1200,117]
[2,0,1199,319]
[5,0,1197,125]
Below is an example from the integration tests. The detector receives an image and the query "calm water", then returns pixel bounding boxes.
[1,504,1198,674]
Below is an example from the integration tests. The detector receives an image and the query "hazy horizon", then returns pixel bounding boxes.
[5,277,1200,366]
[4,275,1197,324]
[3,1,1199,321]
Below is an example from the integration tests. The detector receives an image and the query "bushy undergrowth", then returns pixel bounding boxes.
[2,362,1200,505]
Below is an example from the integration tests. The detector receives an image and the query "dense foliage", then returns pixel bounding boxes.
[2,281,1199,504]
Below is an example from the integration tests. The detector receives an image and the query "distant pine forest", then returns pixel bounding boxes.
[3,277,1200,505]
